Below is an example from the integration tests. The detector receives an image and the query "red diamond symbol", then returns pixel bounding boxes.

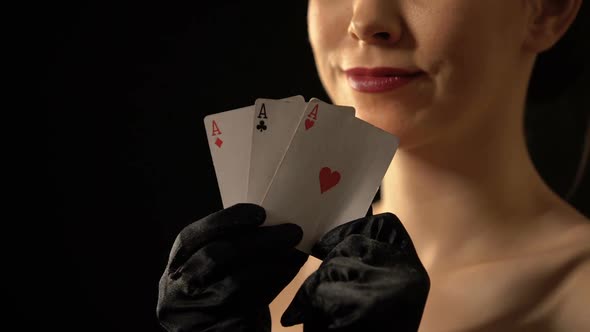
[215,137,223,148]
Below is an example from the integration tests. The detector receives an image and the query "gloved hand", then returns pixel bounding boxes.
[281,212,430,332]
[157,203,308,332]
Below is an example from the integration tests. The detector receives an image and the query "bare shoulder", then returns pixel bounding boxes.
[549,243,590,330]
[545,203,590,252]
[540,205,590,330]
[540,202,590,274]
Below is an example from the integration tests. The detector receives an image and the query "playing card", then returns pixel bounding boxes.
[204,96,304,208]
[260,98,399,252]
[247,97,354,204]
[204,105,254,208]
[246,98,306,204]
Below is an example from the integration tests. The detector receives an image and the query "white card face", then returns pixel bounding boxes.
[247,96,353,204]
[204,96,305,208]
[281,95,306,103]
[204,106,255,208]
[260,98,399,253]
[246,98,307,204]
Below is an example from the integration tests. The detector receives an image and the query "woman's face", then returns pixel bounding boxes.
[307,0,533,148]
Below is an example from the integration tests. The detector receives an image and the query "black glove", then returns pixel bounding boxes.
[157,203,308,332]
[281,212,430,332]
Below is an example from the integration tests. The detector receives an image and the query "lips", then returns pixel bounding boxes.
[344,67,424,93]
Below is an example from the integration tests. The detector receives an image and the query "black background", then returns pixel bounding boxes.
[38,2,587,332]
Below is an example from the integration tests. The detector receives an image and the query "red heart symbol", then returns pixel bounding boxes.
[319,167,341,194]
[305,119,315,130]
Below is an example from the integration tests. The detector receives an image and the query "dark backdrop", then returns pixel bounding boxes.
[38,2,587,332]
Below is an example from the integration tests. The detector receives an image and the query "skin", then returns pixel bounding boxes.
[269,0,590,331]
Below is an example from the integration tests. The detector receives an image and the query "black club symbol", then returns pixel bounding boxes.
[256,120,267,132]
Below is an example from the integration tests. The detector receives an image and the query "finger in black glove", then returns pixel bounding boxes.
[157,203,308,332]
[281,212,430,332]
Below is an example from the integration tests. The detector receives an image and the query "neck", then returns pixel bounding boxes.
[374,88,559,271]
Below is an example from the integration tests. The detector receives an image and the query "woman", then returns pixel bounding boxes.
[158,0,589,331]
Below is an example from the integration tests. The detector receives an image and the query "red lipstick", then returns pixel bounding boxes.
[344,67,424,93]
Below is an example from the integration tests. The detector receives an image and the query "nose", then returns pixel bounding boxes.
[348,0,402,46]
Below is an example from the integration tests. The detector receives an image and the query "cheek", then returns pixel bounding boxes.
[411,1,521,107]
[308,1,351,48]
[307,1,351,101]
[306,2,322,48]
[411,2,483,73]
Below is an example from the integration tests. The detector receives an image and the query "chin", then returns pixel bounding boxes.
[357,110,405,137]
[354,108,435,150]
